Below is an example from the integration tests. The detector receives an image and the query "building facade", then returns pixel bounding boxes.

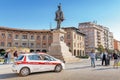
[108,32,114,50]
[114,39,120,51]
[0,26,85,56]
[78,22,114,54]
[63,27,85,56]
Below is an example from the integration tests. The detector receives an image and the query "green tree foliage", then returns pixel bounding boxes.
[107,49,114,54]
[0,50,5,56]
[97,45,104,54]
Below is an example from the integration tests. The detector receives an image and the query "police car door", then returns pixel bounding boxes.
[41,54,56,71]
[28,54,42,72]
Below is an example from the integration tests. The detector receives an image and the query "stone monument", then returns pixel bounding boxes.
[48,3,79,63]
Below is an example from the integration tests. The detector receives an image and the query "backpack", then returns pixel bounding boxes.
[113,53,118,59]
[4,54,8,58]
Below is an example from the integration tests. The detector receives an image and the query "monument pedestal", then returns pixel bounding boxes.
[48,29,79,63]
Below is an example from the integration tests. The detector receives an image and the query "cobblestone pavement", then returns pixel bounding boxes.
[0,59,120,80]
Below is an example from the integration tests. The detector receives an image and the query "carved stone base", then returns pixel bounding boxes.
[48,29,80,63]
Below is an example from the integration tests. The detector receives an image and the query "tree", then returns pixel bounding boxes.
[0,49,5,56]
[97,45,104,54]
[107,49,114,54]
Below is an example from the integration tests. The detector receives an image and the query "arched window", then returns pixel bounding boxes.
[48,36,52,40]
[30,35,34,40]
[67,33,71,39]
[37,36,40,40]
[30,49,34,53]
[1,33,5,38]
[43,35,46,40]
[77,50,79,56]
[36,50,40,53]
[36,43,40,48]
[42,43,46,48]
[80,50,82,56]
[74,50,76,56]
[42,50,47,53]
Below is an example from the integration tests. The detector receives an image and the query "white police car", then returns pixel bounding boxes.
[12,53,65,76]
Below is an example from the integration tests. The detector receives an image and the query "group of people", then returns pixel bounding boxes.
[100,50,111,66]
[89,49,120,68]
[3,50,18,64]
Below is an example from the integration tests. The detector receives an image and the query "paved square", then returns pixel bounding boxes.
[0,59,120,80]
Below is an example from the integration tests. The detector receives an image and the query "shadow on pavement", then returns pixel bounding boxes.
[93,67,113,71]
[65,66,91,70]
[0,73,18,79]
[0,63,13,65]
[0,71,56,79]
[65,64,115,71]
[30,71,55,76]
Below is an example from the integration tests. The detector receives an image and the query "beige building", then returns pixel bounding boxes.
[63,27,85,56]
[108,32,114,50]
[0,26,85,56]
[78,22,114,54]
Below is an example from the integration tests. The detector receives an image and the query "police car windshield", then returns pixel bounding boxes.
[17,55,24,61]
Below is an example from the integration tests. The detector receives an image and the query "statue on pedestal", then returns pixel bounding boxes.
[48,3,79,63]
[55,3,64,29]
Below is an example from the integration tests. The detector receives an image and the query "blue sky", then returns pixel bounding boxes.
[0,0,120,40]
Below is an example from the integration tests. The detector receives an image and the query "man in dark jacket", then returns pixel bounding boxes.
[113,52,119,68]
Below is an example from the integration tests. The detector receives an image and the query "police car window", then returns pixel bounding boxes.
[44,55,56,61]
[28,55,41,60]
[17,55,24,61]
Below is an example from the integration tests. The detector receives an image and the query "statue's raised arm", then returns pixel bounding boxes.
[55,3,64,29]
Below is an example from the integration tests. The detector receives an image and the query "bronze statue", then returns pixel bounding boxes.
[55,3,64,29]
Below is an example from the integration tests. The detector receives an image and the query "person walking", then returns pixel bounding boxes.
[101,50,108,66]
[13,51,18,62]
[7,51,11,64]
[106,53,111,65]
[3,52,8,64]
[113,50,119,68]
[89,49,96,68]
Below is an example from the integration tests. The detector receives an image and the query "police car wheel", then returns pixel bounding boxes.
[19,67,30,77]
[54,64,62,72]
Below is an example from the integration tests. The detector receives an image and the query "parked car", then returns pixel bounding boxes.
[12,53,65,76]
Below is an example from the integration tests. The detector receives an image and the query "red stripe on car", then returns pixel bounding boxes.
[16,61,60,65]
